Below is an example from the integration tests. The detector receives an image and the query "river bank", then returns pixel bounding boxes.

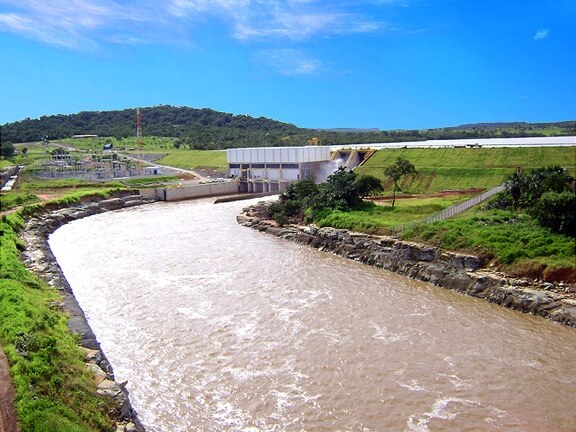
[14,192,153,431]
[238,202,576,328]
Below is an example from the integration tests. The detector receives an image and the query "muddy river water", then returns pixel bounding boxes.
[49,198,576,432]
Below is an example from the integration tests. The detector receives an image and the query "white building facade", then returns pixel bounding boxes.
[227,146,334,193]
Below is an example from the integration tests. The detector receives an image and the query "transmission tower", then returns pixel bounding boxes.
[137,108,143,171]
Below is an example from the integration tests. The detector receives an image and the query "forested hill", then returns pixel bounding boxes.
[1,105,574,149]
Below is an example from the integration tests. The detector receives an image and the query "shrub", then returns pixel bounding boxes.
[354,174,383,198]
[529,191,576,236]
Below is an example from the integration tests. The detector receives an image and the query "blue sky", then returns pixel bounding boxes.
[1,0,575,130]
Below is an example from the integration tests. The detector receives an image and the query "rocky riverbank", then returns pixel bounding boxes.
[18,192,155,432]
[238,202,576,328]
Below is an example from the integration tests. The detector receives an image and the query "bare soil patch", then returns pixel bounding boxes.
[0,344,18,432]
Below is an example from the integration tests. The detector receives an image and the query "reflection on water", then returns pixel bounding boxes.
[49,198,576,432]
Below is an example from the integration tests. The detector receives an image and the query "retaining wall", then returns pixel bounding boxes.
[141,181,239,201]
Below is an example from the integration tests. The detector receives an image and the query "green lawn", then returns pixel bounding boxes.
[156,149,227,171]
[356,147,576,193]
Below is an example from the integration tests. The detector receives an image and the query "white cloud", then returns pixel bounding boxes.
[256,48,323,76]
[534,28,550,41]
[0,0,144,49]
[0,0,392,49]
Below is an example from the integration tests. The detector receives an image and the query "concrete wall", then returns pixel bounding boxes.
[141,181,239,201]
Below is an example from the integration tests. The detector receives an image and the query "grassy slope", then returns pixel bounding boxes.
[156,150,227,171]
[1,212,115,431]
[356,147,576,193]
[400,208,575,279]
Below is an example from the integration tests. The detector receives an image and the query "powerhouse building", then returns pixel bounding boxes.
[227,146,335,193]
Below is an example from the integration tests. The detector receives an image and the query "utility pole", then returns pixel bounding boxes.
[137,108,143,172]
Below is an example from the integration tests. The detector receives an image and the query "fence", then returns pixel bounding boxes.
[423,184,506,224]
[391,184,506,237]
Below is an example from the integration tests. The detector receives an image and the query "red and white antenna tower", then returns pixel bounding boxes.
[136,108,143,171]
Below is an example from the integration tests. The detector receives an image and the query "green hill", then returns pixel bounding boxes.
[1,105,574,149]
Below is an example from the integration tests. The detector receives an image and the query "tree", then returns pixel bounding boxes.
[506,171,525,209]
[384,157,417,207]
[315,166,361,211]
[355,174,383,198]
[504,166,574,209]
[268,178,319,225]
[1,141,15,158]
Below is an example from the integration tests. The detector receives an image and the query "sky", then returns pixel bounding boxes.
[0,0,575,130]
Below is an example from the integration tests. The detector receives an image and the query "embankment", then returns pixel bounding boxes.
[238,203,576,328]
[18,192,155,432]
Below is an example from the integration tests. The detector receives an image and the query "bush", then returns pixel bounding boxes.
[530,191,576,236]
[313,167,361,211]
[355,174,383,198]
[1,140,15,157]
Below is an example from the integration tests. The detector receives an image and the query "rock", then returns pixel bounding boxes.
[100,198,126,211]
[86,363,107,385]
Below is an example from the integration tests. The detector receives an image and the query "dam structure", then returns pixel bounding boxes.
[227,136,575,193]
[227,146,373,193]
[147,136,575,201]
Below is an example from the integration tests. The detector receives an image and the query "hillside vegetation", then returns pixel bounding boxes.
[356,147,576,193]
[2,105,574,149]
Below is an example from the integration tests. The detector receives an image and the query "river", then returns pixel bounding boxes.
[48,198,576,432]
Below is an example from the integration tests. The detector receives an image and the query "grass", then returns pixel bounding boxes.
[314,195,473,235]
[312,193,575,281]
[58,136,175,152]
[18,189,122,218]
[0,192,40,210]
[156,149,227,171]
[0,213,116,431]
[400,208,575,279]
[356,147,576,193]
